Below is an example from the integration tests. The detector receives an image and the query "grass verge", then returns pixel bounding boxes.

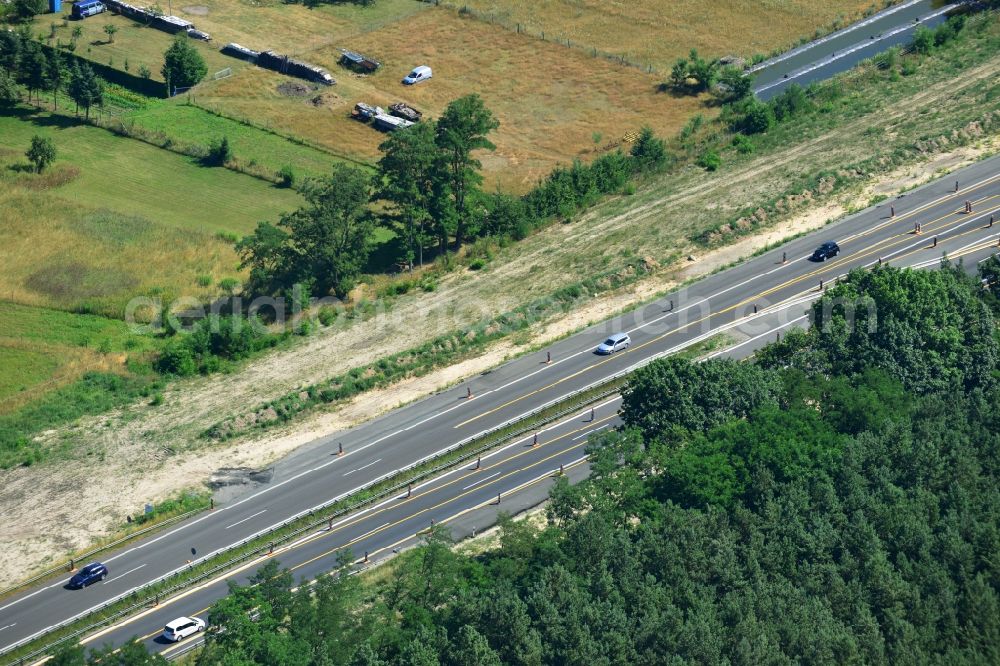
[205,257,657,440]
[2,372,625,666]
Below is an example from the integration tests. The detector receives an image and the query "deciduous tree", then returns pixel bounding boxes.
[434,94,498,249]
[238,164,375,298]
[161,35,207,93]
[376,121,438,267]
[26,134,55,173]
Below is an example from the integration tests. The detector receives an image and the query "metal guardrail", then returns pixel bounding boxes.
[2,379,624,665]
[0,508,204,601]
[5,290,826,665]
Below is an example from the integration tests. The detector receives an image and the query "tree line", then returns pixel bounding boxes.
[50,261,1000,665]
[0,27,104,116]
[236,95,668,301]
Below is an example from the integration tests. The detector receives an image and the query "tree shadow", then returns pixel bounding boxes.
[5,105,84,129]
[365,234,410,275]
[24,113,81,130]
[656,83,694,99]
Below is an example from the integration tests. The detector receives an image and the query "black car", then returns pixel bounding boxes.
[811,241,840,261]
[68,562,108,589]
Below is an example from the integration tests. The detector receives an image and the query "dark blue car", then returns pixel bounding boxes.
[68,562,108,588]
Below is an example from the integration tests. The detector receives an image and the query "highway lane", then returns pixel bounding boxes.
[2,156,999,659]
[60,227,1000,661]
[752,0,960,99]
[74,400,619,659]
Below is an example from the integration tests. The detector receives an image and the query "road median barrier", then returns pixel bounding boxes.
[2,374,628,666]
[6,287,812,665]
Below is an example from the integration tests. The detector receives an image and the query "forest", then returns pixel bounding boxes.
[52,260,1000,664]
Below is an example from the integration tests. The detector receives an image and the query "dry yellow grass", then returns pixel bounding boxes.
[196,8,707,191]
[454,0,894,69]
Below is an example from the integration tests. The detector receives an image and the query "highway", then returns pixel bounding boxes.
[2,156,999,662]
[752,0,960,99]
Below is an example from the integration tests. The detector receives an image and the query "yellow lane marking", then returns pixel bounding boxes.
[287,433,598,575]
[356,458,591,566]
[454,194,1000,428]
[77,414,614,649]
[276,413,618,561]
[67,176,1000,656]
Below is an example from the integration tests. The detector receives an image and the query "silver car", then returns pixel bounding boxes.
[596,332,631,354]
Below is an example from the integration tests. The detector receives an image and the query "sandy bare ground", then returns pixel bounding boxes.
[2,55,998,586]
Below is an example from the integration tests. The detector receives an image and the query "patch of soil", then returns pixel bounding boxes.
[181,5,209,15]
[276,81,313,97]
[207,467,274,490]
[310,93,340,108]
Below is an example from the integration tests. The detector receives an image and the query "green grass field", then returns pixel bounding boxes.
[0,108,306,318]
[33,12,237,84]
[124,101,350,182]
[0,108,301,234]
[0,301,158,415]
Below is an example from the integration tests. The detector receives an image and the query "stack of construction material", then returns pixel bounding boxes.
[104,0,194,34]
[352,102,378,121]
[388,102,421,122]
[221,43,260,61]
[258,50,335,86]
[373,113,414,132]
[340,49,381,73]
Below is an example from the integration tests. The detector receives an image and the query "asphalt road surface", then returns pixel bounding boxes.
[752,0,958,99]
[2,156,1000,662]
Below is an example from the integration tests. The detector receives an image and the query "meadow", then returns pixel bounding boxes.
[122,101,357,182]
[33,11,237,84]
[33,0,902,191]
[0,301,158,416]
[194,6,707,191]
[0,111,303,317]
[449,0,898,69]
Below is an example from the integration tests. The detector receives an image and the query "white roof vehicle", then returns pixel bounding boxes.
[595,332,631,355]
[163,616,206,642]
[402,65,432,85]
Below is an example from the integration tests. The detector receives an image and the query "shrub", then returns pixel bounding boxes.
[218,277,239,295]
[468,258,486,271]
[318,306,338,326]
[732,134,755,154]
[912,25,934,54]
[733,99,775,135]
[697,150,721,172]
[204,136,232,166]
[277,164,296,188]
[872,47,899,71]
[770,84,812,122]
[630,126,669,172]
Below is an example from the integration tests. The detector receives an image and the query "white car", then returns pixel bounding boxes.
[163,616,206,642]
[596,332,631,354]
[402,65,432,85]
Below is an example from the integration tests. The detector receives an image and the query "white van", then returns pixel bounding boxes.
[402,65,432,85]
[163,616,206,642]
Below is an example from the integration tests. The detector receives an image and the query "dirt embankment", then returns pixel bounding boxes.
[1,52,998,586]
